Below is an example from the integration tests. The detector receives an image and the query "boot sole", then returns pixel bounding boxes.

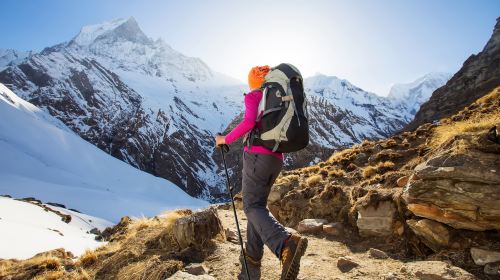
[281,237,308,280]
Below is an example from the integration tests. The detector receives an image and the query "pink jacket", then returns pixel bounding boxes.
[224,90,284,161]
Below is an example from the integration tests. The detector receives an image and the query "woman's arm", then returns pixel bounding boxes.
[224,92,260,145]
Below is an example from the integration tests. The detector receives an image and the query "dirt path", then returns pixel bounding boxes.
[204,209,413,280]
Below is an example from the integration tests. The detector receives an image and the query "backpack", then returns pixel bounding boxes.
[245,63,309,153]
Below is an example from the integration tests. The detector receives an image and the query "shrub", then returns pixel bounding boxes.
[380,161,395,169]
[303,166,320,174]
[38,257,61,270]
[363,161,395,178]
[306,175,322,187]
[361,139,373,147]
[328,168,345,178]
[381,139,397,148]
[77,250,97,268]
[363,166,377,178]
[328,148,359,163]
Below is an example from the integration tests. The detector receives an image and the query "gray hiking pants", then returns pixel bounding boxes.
[242,151,290,260]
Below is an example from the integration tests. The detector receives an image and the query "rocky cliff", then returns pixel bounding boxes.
[268,87,499,278]
[406,17,500,131]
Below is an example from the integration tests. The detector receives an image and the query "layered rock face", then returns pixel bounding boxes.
[403,133,500,231]
[406,17,500,130]
[265,84,499,278]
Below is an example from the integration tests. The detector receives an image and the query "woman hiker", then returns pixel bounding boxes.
[215,66,308,280]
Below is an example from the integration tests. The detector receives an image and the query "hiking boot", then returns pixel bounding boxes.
[280,234,308,280]
[237,252,261,280]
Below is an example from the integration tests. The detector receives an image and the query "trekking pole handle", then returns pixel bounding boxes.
[216,133,230,153]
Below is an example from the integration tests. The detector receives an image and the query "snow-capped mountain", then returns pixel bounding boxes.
[305,74,410,148]
[388,72,451,117]
[0,48,33,71]
[0,17,245,200]
[0,17,446,201]
[0,83,207,222]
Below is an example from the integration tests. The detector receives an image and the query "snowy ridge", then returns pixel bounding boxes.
[388,72,451,116]
[304,74,408,148]
[0,83,207,222]
[0,48,33,71]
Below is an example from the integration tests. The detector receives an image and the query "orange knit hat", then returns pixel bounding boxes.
[248,65,270,90]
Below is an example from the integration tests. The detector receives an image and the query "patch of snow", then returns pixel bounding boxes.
[0,196,112,259]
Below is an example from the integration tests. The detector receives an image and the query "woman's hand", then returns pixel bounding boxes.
[215,135,226,147]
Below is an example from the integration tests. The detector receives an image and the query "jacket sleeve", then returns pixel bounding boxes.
[224,93,259,145]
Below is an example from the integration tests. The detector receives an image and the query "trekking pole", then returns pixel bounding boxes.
[217,134,251,280]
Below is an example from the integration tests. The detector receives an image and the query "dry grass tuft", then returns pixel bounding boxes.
[363,161,395,178]
[475,86,500,104]
[275,174,299,185]
[38,257,61,270]
[431,113,499,147]
[77,250,98,268]
[328,168,346,178]
[306,175,322,187]
[161,209,192,230]
[361,139,373,147]
[328,148,359,163]
[381,139,397,148]
[302,165,320,174]
[363,166,377,178]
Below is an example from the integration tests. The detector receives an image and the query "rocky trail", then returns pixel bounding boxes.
[190,208,474,280]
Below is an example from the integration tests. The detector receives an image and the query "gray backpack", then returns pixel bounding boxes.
[245,63,309,153]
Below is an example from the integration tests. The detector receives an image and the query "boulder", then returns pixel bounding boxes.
[402,261,476,280]
[268,183,294,204]
[169,271,216,279]
[470,247,500,266]
[173,208,224,249]
[353,152,368,166]
[224,228,239,244]
[297,219,328,234]
[337,257,359,272]
[402,133,500,231]
[323,222,343,236]
[484,261,500,276]
[407,219,450,252]
[184,263,208,275]
[356,201,395,237]
[368,248,388,259]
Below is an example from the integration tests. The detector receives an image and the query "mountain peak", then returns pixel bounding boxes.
[70,17,150,46]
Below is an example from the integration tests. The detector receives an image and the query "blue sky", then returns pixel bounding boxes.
[1,0,498,95]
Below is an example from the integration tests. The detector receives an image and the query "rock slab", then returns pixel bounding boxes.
[470,247,500,266]
[297,219,328,234]
[402,261,476,280]
[407,219,450,252]
[337,257,359,273]
[323,222,343,236]
[368,248,388,259]
[173,208,223,249]
[403,133,500,231]
[357,201,395,237]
